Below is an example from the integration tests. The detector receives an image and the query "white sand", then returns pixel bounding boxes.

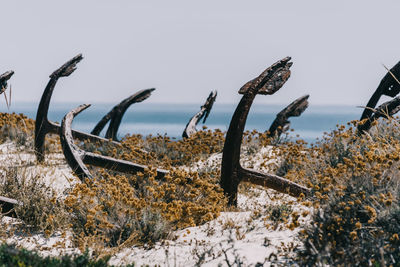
[0,141,311,266]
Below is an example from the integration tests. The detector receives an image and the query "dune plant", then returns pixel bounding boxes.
[0,113,35,147]
[118,128,226,167]
[0,166,68,235]
[5,105,400,266]
[64,167,226,251]
[267,118,400,266]
[0,243,130,267]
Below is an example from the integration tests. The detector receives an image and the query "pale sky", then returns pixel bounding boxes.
[1,0,400,106]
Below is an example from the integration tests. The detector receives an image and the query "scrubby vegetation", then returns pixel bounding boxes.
[68,128,228,252]
[0,167,68,235]
[1,112,400,265]
[0,243,130,267]
[272,119,400,266]
[0,115,229,261]
[64,167,225,252]
[106,127,226,167]
[0,112,35,147]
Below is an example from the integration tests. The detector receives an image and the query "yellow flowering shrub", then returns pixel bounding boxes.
[268,119,400,266]
[0,112,35,146]
[117,128,225,167]
[65,167,226,250]
[3,107,400,265]
[0,112,34,130]
[0,112,62,153]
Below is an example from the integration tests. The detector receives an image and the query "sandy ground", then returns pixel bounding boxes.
[0,141,311,266]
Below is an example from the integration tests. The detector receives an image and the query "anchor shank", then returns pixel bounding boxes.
[240,167,310,198]
[82,152,167,179]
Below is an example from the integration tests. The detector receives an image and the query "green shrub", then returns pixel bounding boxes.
[0,243,128,267]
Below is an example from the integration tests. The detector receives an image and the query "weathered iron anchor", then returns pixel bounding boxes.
[34,54,153,161]
[220,57,310,206]
[267,94,309,138]
[358,61,400,133]
[0,70,14,108]
[0,71,17,215]
[182,90,217,138]
[60,104,168,181]
[91,88,155,141]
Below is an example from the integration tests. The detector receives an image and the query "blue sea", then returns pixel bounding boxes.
[0,102,362,143]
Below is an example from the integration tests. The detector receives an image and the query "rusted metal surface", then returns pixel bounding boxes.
[0,195,20,217]
[0,71,14,94]
[60,104,168,181]
[373,96,400,118]
[60,104,94,180]
[182,90,217,138]
[358,61,400,133]
[91,88,155,141]
[240,168,310,197]
[267,95,309,138]
[220,57,310,206]
[360,96,400,132]
[34,54,120,162]
[238,62,292,95]
[0,71,14,107]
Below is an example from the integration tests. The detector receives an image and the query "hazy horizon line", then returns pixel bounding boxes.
[8,100,364,108]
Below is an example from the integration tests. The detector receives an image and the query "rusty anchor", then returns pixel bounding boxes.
[0,70,14,108]
[267,94,309,138]
[358,61,400,133]
[372,96,400,119]
[182,90,217,138]
[359,96,400,132]
[0,72,17,216]
[0,195,20,217]
[60,104,168,181]
[0,71,14,93]
[34,54,125,162]
[220,57,310,206]
[91,88,155,141]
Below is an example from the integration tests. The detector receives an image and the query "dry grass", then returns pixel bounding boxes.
[0,166,70,236]
[1,111,400,265]
[64,168,226,253]
[267,118,400,265]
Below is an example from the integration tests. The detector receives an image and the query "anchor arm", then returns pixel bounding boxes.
[105,88,155,140]
[267,94,309,138]
[60,104,168,181]
[182,90,217,138]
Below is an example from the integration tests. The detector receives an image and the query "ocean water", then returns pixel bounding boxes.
[0,102,362,143]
